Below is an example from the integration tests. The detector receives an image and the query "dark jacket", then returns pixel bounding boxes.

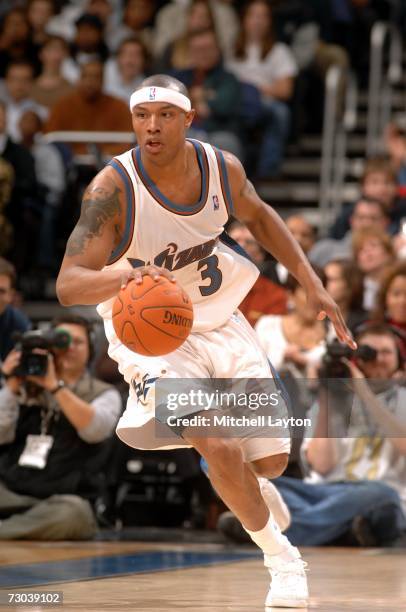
[0,305,31,362]
[173,63,241,134]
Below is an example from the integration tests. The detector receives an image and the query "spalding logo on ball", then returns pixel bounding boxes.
[112,276,194,356]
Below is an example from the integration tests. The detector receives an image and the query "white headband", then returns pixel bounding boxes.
[129,86,191,113]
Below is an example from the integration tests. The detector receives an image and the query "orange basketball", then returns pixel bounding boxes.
[112,276,194,356]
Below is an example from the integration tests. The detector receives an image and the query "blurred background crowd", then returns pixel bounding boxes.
[0,0,406,547]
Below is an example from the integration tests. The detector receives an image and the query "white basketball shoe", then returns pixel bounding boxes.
[264,546,309,609]
[258,477,291,532]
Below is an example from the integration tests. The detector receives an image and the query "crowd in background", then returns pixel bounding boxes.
[0,0,406,545]
[0,0,404,276]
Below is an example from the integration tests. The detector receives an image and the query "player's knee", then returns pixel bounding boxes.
[199,439,244,475]
[251,453,289,479]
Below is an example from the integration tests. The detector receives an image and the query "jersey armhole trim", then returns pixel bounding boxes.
[213,147,234,217]
[106,158,136,265]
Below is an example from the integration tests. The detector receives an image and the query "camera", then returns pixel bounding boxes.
[13,329,71,377]
[320,340,377,379]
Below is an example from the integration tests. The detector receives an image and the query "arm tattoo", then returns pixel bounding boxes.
[240,178,256,198]
[66,185,121,256]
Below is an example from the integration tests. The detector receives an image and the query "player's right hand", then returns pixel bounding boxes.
[120,265,176,288]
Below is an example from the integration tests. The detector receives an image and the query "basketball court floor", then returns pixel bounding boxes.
[0,540,405,611]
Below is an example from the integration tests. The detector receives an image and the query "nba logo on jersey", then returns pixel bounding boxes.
[149,87,156,100]
[213,195,219,210]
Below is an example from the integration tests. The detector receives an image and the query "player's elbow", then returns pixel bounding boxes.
[56,275,75,306]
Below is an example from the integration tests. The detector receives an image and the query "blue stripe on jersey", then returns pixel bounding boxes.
[214,148,234,214]
[219,230,257,266]
[134,140,208,214]
[107,158,134,264]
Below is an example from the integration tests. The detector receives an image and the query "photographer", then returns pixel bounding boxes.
[217,324,406,547]
[0,314,122,540]
[274,323,406,547]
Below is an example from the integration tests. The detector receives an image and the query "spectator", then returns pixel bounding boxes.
[218,324,406,547]
[27,0,55,50]
[19,109,65,271]
[384,122,406,197]
[70,13,109,70]
[174,27,242,159]
[330,157,406,239]
[44,0,84,41]
[282,323,406,546]
[158,1,217,72]
[110,0,157,55]
[372,261,406,362]
[270,0,349,137]
[0,3,26,21]
[325,0,391,84]
[45,59,133,156]
[310,197,390,267]
[0,257,30,364]
[0,60,48,143]
[0,157,14,256]
[104,37,147,103]
[0,99,40,273]
[31,36,74,108]
[0,8,38,78]
[353,228,395,311]
[267,214,316,285]
[228,222,287,326]
[85,0,118,53]
[0,313,122,540]
[255,271,327,377]
[324,258,367,339]
[227,0,298,178]
[154,0,239,60]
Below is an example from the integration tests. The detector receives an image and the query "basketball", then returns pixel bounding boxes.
[112,276,194,356]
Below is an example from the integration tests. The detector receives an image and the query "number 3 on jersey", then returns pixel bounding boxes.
[197,255,222,296]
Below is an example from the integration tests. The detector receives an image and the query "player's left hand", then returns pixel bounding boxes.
[306,286,357,350]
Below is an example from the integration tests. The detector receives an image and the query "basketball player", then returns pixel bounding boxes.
[56,75,356,608]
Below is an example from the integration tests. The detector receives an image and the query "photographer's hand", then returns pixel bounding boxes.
[1,349,23,394]
[26,352,59,391]
[341,358,406,454]
[341,357,370,397]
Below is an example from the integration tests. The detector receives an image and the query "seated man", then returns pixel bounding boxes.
[45,59,133,157]
[309,196,390,268]
[0,313,122,540]
[218,324,406,546]
[173,27,243,160]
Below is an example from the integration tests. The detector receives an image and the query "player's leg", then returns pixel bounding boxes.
[207,312,308,608]
[240,438,308,608]
[200,451,291,532]
[247,452,292,531]
[183,432,294,549]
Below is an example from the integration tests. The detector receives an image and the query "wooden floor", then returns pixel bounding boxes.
[0,541,405,611]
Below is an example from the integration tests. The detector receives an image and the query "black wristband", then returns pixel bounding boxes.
[50,380,66,395]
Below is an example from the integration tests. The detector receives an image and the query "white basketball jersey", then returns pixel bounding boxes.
[97,139,259,333]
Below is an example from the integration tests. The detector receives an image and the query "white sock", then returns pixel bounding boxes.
[258,477,291,532]
[244,511,291,556]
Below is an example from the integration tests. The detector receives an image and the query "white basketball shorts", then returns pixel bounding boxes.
[109,310,291,463]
